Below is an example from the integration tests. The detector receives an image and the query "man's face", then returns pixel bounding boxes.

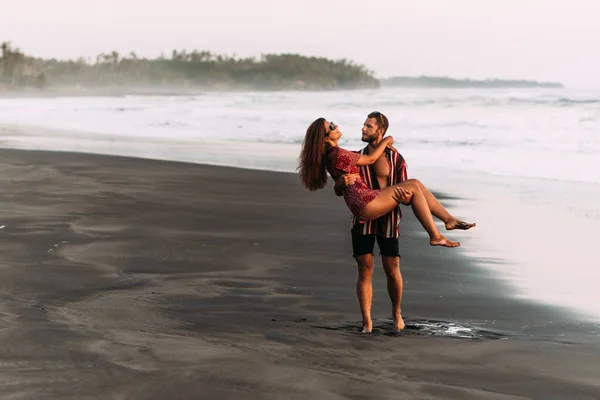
[361,117,383,143]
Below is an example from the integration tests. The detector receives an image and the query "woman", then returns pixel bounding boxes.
[298,118,475,248]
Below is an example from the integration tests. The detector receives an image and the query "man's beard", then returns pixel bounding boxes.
[362,133,379,144]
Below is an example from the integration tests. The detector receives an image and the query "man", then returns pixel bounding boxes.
[334,111,410,333]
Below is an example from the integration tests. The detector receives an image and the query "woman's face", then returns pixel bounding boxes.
[324,120,342,140]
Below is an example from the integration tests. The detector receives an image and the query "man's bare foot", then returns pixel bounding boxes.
[361,320,373,334]
[445,219,476,231]
[430,235,460,247]
[394,315,405,331]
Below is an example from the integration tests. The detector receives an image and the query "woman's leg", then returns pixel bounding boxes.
[406,179,475,230]
[360,181,460,247]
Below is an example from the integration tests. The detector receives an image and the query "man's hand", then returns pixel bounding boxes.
[342,174,359,187]
[333,174,359,196]
[391,186,412,205]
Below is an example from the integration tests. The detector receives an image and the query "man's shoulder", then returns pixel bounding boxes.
[390,149,405,162]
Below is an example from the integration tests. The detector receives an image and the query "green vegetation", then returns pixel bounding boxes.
[1,42,564,92]
[0,42,379,91]
[381,75,563,88]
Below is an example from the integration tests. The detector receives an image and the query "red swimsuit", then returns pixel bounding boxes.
[326,147,380,220]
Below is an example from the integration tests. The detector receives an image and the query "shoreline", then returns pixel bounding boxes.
[2,142,600,326]
[0,147,593,336]
[1,148,599,398]
[3,117,600,324]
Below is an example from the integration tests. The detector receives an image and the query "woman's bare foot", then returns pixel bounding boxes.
[445,219,476,231]
[430,235,460,247]
[394,315,405,331]
[361,320,373,334]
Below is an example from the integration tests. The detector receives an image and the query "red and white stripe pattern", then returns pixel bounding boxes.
[351,147,408,238]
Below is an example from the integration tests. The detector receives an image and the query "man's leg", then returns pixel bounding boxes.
[355,254,375,333]
[352,230,376,333]
[382,256,404,330]
[377,236,405,331]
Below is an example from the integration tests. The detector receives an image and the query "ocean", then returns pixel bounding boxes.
[1,87,599,323]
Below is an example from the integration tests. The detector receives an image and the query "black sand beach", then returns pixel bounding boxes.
[0,148,599,399]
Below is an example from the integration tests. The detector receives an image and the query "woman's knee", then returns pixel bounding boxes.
[403,180,424,197]
[404,178,422,188]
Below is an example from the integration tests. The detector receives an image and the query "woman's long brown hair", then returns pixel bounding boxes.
[298,117,329,191]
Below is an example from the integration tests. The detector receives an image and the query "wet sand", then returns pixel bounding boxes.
[0,148,599,399]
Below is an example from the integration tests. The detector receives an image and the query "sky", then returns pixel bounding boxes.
[1,0,599,88]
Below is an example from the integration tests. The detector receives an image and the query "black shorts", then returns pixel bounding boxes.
[351,229,400,258]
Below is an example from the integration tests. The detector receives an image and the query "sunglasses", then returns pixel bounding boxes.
[327,121,336,133]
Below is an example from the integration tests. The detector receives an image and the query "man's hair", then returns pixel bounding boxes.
[368,111,389,135]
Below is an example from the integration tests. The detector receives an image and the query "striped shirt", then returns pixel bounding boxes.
[351,146,408,238]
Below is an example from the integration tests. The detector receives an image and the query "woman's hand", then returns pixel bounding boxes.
[358,136,395,166]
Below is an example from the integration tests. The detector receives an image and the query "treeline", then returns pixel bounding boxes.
[0,42,379,91]
[381,75,563,88]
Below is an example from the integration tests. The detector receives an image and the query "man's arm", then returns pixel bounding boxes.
[391,186,412,205]
[334,148,363,196]
[333,174,358,196]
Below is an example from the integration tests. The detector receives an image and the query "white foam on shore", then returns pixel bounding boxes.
[3,88,600,186]
[0,124,302,173]
[416,167,600,322]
